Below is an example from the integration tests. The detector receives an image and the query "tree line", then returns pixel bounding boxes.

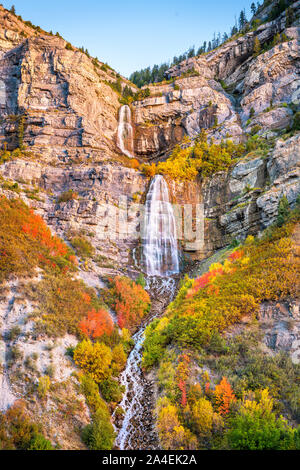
[129,0,292,87]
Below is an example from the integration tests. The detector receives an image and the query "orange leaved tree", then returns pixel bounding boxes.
[107,276,150,331]
[78,308,114,339]
[214,377,236,416]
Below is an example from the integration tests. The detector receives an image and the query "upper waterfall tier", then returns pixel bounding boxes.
[142,174,179,277]
[117,105,134,158]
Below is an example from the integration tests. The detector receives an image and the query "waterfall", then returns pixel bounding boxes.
[117,105,134,158]
[142,174,179,277]
[114,175,179,449]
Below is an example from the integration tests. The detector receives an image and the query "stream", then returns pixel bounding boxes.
[114,278,177,450]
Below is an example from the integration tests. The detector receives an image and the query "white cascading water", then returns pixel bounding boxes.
[117,105,134,158]
[114,175,179,450]
[142,174,179,276]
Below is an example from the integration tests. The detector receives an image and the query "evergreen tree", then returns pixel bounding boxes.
[187,46,195,58]
[239,9,247,29]
[10,5,16,15]
[231,25,238,36]
[251,2,257,15]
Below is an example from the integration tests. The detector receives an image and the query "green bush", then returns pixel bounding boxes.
[70,236,95,259]
[227,390,299,450]
[81,408,115,450]
[28,433,53,450]
[99,378,124,403]
[57,189,78,203]
[277,195,290,227]
[292,112,300,131]
[80,374,108,414]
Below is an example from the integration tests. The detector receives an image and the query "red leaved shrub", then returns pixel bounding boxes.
[106,276,151,331]
[78,308,114,338]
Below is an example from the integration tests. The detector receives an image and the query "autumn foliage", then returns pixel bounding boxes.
[176,354,190,407]
[29,273,107,337]
[78,308,114,339]
[0,400,52,450]
[214,377,236,415]
[140,130,245,181]
[22,211,68,258]
[0,196,76,283]
[105,276,151,331]
[144,211,300,450]
[74,340,112,383]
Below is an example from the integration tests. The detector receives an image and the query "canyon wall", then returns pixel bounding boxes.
[0,3,299,269]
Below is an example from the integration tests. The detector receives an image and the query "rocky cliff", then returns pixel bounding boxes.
[0,3,299,266]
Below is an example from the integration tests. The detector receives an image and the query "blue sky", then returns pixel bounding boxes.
[3,0,253,77]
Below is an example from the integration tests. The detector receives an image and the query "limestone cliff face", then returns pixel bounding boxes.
[202,133,300,256]
[0,3,299,268]
[0,35,121,160]
[132,2,299,157]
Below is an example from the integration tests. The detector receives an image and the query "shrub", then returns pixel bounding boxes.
[37,376,51,398]
[70,236,95,259]
[111,343,127,375]
[57,189,78,203]
[136,273,146,288]
[81,407,115,450]
[292,112,300,132]
[28,433,53,450]
[249,124,262,135]
[105,276,151,331]
[227,389,299,450]
[0,400,51,450]
[78,308,114,339]
[80,374,107,414]
[74,340,112,383]
[214,377,236,415]
[129,158,140,170]
[143,130,245,181]
[7,326,21,342]
[0,197,76,284]
[29,274,105,337]
[156,398,197,450]
[99,378,124,403]
[277,195,290,227]
[191,397,215,439]
[253,37,261,55]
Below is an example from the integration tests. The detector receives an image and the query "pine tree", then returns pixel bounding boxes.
[239,9,247,29]
[251,2,257,15]
[223,32,228,42]
[10,5,16,15]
